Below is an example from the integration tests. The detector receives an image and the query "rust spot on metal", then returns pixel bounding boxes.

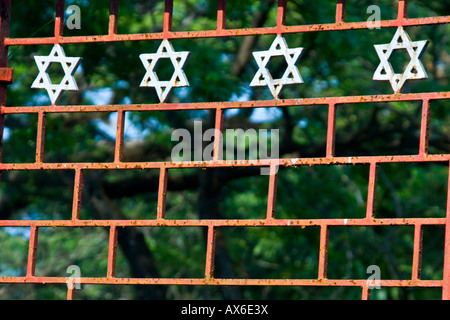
[0,67,12,84]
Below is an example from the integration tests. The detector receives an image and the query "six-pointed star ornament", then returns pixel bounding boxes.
[139,40,190,102]
[250,35,304,99]
[31,44,82,104]
[373,27,429,93]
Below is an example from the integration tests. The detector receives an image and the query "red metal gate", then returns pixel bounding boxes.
[0,0,449,300]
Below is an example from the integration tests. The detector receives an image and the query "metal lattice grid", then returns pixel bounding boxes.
[0,0,448,300]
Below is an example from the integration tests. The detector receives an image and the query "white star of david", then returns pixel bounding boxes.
[31,44,81,105]
[139,40,190,102]
[373,27,428,93]
[250,35,304,99]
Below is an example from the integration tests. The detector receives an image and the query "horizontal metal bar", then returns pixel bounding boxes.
[2,92,449,114]
[0,218,445,228]
[4,16,450,46]
[0,154,448,171]
[0,277,442,287]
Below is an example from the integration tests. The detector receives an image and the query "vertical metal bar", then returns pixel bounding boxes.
[35,111,46,163]
[0,114,4,163]
[318,224,329,279]
[109,0,119,35]
[419,99,430,157]
[336,0,347,23]
[26,225,39,278]
[107,225,118,278]
[72,169,83,221]
[326,103,337,158]
[205,225,216,279]
[55,0,65,38]
[0,0,11,165]
[397,0,408,21]
[114,110,125,163]
[366,162,378,220]
[443,163,450,299]
[163,0,173,37]
[266,164,278,220]
[411,223,423,281]
[361,285,371,300]
[217,0,226,31]
[157,166,168,220]
[0,1,10,288]
[0,0,9,67]
[276,0,286,31]
[213,108,224,162]
[67,287,76,300]
[0,112,4,169]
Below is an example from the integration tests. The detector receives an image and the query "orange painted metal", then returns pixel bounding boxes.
[0,0,448,301]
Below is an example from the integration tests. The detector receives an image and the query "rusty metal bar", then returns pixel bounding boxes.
[205,225,216,279]
[67,287,75,300]
[71,169,83,221]
[157,166,168,220]
[163,0,173,36]
[35,111,46,163]
[3,91,449,114]
[266,164,278,220]
[411,223,423,281]
[109,0,119,35]
[419,99,430,157]
[0,276,442,287]
[318,225,329,280]
[107,224,118,278]
[5,16,450,46]
[326,103,337,158]
[0,0,448,301]
[443,163,450,299]
[217,0,226,31]
[361,284,371,300]
[54,0,65,38]
[213,108,224,162]
[0,67,13,84]
[114,110,125,163]
[0,0,10,166]
[0,0,10,67]
[0,0,10,224]
[0,217,445,228]
[366,162,378,220]
[0,154,448,172]
[276,0,287,30]
[336,0,347,23]
[0,114,3,162]
[26,226,39,278]
[397,0,408,21]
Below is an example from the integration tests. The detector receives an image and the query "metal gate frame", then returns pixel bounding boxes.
[0,0,449,300]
